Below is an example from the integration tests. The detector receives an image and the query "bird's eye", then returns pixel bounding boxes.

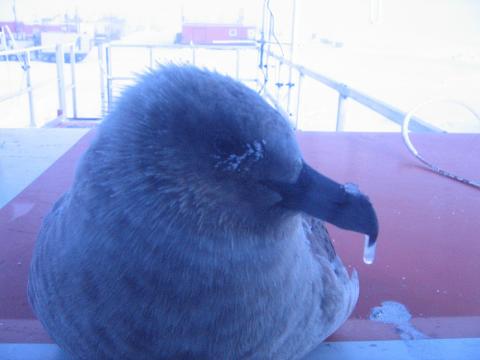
[214,136,243,156]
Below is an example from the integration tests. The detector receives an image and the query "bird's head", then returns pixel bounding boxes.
[99,65,378,243]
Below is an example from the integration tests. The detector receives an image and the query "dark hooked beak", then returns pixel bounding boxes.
[264,162,379,245]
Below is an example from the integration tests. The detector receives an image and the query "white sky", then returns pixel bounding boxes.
[1,0,479,48]
[1,0,263,25]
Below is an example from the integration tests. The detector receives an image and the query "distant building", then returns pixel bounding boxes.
[179,23,256,45]
[0,21,70,41]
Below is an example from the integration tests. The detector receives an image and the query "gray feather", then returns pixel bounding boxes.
[28,65,359,360]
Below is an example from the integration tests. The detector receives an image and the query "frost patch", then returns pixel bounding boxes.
[370,301,429,340]
[343,182,360,195]
[215,140,265,171]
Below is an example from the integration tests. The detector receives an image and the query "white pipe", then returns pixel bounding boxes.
[295,71,303,129]
[56,44,67,121]
[286,0,297,115]
[70,44,78,118]
[98,44,107,116]
[25,51,36,127]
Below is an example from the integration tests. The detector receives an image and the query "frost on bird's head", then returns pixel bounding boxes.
[214,140,267,172]
[343,183,360,196]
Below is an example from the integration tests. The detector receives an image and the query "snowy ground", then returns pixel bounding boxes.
[1,43,479,133]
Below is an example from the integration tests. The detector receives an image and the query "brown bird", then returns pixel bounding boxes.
[28,65,378,359]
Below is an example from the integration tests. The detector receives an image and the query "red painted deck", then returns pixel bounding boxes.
[0,130,479,343]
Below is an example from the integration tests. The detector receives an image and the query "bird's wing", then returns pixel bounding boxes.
[302,215,336,262]
[302,214,359,339]
[27,191,76,325]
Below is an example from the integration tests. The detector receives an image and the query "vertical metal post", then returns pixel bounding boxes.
[266,2,273,56]
[264,5,272,91]
[149,46,154,68]
[98,43,106,116]
[56,44,66,120]
[258,1,266,66]
[286,0,297,115]
[275,60,282,102]
[25,51,36,127]
[191,43,196,65]
[70,44,78,118]
[106,45,113,111]
[235,48,240,80]
[294,71,303,129]
[257,1,267,93]
[0,27,7,51]
[336,93,348,132]
[370,0,382,24]
[378,0,383,23]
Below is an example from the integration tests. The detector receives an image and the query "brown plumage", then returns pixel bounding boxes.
[28,65,376,359]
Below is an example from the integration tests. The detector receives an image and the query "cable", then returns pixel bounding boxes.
[258,0,286,94]
[402,99,480,190]
[266,0,285,58]
[257,0,268,94]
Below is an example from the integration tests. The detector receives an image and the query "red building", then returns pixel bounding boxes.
[180,23,256,45]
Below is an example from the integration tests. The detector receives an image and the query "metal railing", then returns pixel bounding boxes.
[0,42,78,127]
[1,39,448,133]
[99,42,258,114]
[264,50,444,133]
